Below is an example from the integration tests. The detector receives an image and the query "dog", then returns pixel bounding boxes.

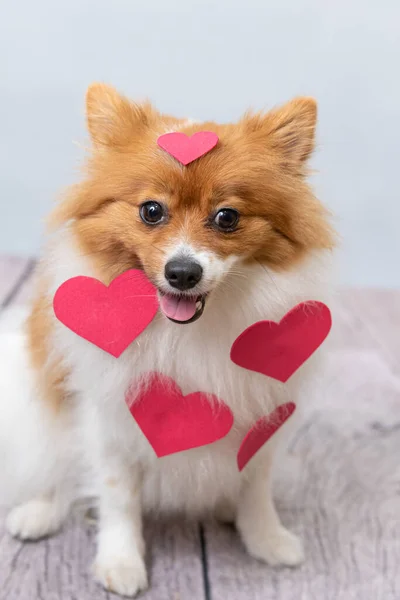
[3,84,335,597]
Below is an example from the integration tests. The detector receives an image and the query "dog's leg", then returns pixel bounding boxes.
[6,489,70,540]
[236,451,304,567]
[93,443,148,598]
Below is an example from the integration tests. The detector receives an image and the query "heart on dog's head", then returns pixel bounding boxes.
[157,131,219,165]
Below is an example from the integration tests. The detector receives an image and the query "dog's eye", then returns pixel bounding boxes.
[140,201,166,225]
[213,208,240,232]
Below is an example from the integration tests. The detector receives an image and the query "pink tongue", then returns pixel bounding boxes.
[159,294,197,322]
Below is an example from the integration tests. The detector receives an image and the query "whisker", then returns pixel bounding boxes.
[219,278,248,296]
[150,243,165,254]
[228,270,249,280]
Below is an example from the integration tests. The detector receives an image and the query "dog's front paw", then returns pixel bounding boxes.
[94,553,148,597]
[242,526,304,567]
[6,498,64,541]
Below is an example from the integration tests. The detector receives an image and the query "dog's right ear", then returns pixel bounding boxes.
[86,83,154,149]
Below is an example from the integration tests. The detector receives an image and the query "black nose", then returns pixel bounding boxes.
[164,259,203,291]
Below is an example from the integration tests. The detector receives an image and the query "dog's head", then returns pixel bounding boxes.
[52,84,334,323]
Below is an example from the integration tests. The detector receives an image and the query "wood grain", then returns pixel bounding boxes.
[0,508,206,600]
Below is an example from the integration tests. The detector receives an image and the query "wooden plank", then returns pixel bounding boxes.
[205,289,400,600]
[145,519,205,600]
[0,257,31,306]
[0,507,206,600]
[9,260,35,305]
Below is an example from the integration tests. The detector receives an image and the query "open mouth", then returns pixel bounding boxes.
[158,292,207,325]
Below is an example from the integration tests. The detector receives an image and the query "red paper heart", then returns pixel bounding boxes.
[53,270,158,357]
[127,374,234,457]
[231,301,331,382]
[157,131,219,165]
[237,403,296,471]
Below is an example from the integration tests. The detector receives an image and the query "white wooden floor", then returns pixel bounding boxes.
[0,256,400,600]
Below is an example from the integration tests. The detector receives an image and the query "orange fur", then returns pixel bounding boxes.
[27,275,69,411]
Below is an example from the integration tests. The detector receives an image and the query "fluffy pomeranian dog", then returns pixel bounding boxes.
[2,84,335,597]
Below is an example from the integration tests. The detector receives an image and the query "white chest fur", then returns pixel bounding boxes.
[44,229,331,514]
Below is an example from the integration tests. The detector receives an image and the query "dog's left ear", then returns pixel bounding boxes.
[246,97,317,166]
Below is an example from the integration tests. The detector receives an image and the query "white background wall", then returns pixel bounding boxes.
[1,0,399,286]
